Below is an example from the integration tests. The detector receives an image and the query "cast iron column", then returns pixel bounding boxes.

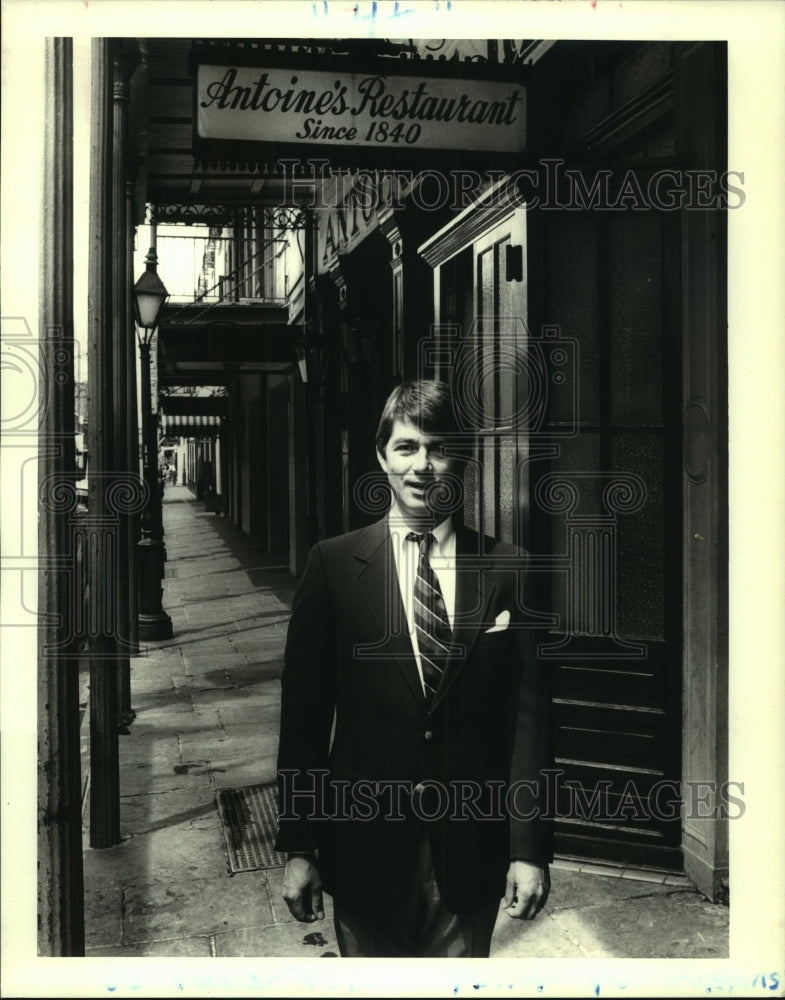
[87,37,120,849]
[137,333,172,640]
[111,41,139,724]
[125,180,140,656]
[146,224,167,563]
[37,35,86,956]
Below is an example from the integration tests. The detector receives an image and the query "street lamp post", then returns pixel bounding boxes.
[133,248,172,640]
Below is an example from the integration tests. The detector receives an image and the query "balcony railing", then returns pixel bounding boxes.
[155,230,288,306]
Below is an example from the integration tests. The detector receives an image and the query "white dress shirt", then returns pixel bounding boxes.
[387,504,457,696]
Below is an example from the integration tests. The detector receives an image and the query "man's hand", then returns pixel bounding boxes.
[282,855,325,922]
[502,860,550,920]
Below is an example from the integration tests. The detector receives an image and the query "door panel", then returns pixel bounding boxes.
[472,213,526,547]
[535,206,683,870]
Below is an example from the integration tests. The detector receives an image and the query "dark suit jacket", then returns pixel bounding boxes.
[275,517,553,915]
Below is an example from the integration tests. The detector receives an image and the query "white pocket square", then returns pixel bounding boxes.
[484,610,510,633]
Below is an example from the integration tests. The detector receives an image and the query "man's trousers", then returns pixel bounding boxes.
[332,828,499,958]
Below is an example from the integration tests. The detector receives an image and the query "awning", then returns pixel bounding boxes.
[161,413,222,437]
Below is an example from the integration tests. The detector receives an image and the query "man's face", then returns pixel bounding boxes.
[377,418,456,526]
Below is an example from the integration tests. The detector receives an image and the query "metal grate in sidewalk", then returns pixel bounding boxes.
[217,782,287,873]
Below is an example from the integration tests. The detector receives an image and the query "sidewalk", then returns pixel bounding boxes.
[81,487,728,959]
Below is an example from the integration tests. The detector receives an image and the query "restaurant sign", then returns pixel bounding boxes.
[194,61,526,164]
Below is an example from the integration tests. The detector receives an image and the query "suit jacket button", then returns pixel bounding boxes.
[424,730,433,741]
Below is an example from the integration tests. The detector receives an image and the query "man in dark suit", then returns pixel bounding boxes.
[275,379,553,957]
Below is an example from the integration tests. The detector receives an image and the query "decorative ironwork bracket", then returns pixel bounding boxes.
[149,203,312,230]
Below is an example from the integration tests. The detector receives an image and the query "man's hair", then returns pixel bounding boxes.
[375,379,456,454]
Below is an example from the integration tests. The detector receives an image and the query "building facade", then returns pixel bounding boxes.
[35,34,731,953]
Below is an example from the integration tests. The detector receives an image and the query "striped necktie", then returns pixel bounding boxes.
[407,531,452,706]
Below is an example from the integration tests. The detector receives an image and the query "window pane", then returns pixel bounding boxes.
[498,434,515,544]
[477,246,496,422]
[545,213,601,424]
[483,436,496,537]
[607,215,663,425]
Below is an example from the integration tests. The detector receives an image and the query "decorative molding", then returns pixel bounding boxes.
[322,259,348,305]
[111,41,139,101]
[377,209,403,264]
[581,74,674,157]
[418,177,524,267]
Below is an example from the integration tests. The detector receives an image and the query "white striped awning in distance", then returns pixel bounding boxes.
[160,413,221,437]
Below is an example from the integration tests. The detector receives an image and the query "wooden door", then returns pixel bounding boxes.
[464,210,528,548]
[532,205,684,871]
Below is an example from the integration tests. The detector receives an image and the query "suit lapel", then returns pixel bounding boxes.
[430,525,497,713]
[353,518,426,711]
